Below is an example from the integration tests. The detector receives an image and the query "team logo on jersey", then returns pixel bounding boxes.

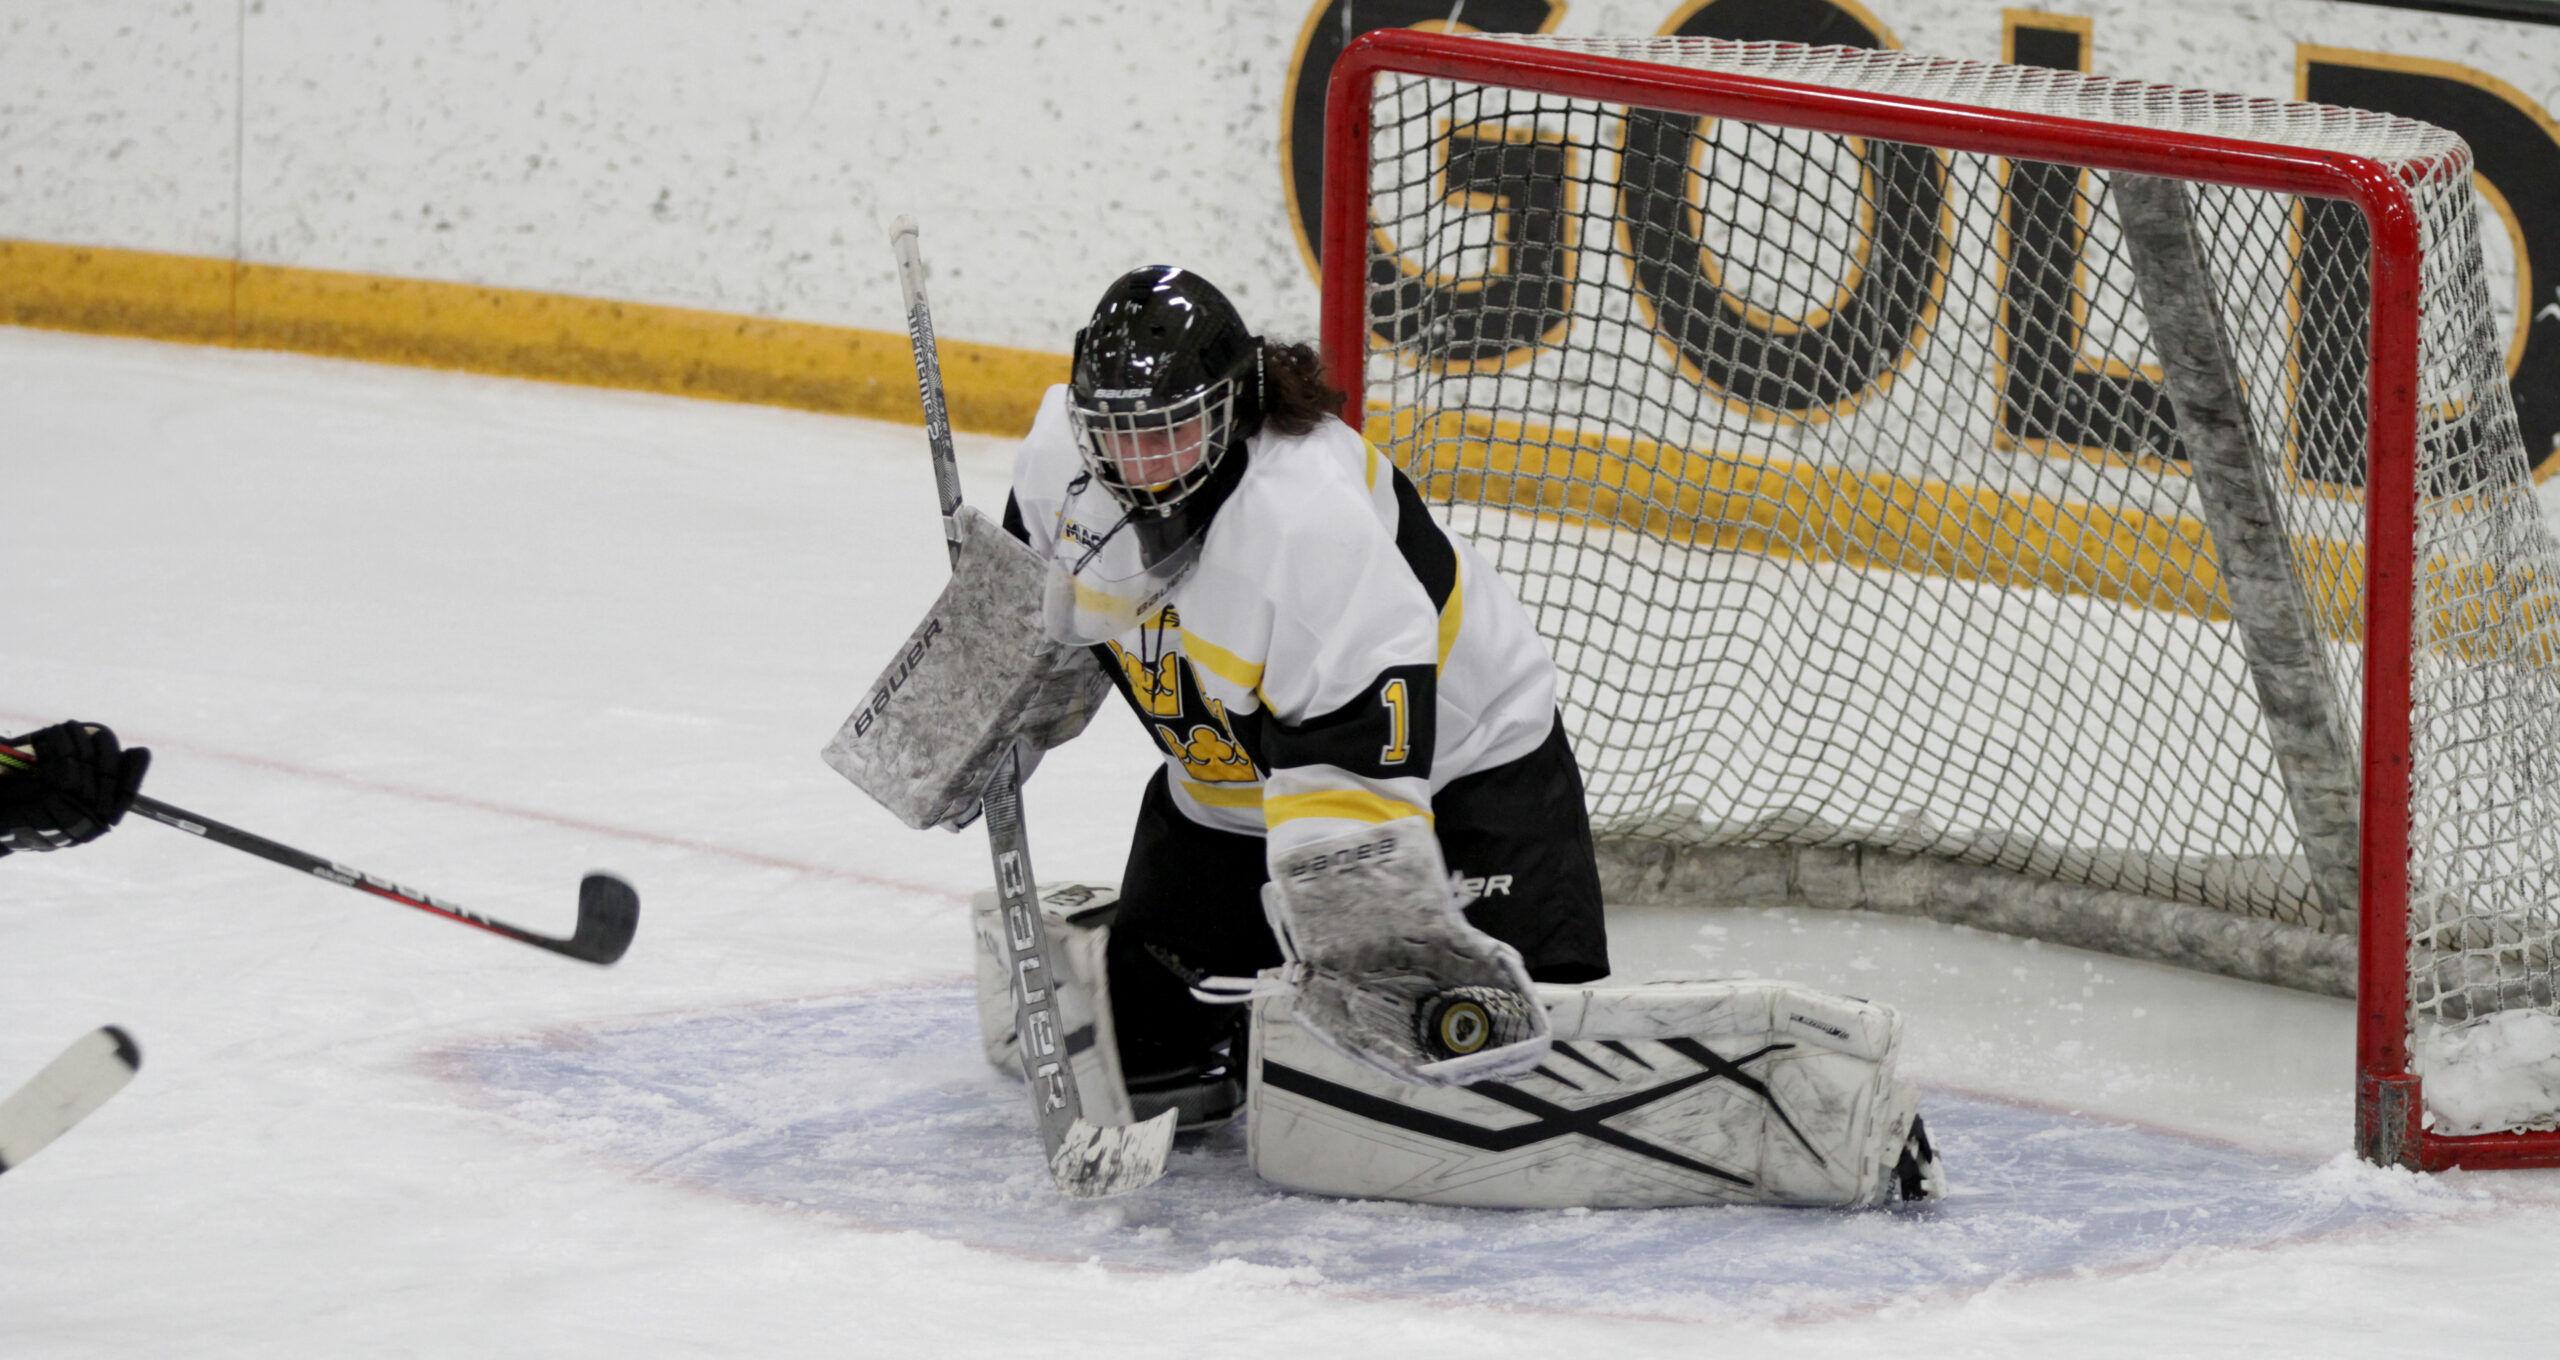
[1160,724,1257,783]
[1101,632,1264,785]
[1111,644,1185,718]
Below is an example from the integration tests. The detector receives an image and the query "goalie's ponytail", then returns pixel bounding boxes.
[1259,339,1347,438]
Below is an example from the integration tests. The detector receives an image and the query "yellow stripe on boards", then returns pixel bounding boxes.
[1264,789,1432,828]
[1179,628,1266,690]
[0,238,1069,436]
[1178,780,1266,808]
[1365,401,2260,627]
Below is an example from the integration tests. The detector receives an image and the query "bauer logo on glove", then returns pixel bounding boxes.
[1284,833,1402,880]
[847,618,943,741]
[822,506,1113,830]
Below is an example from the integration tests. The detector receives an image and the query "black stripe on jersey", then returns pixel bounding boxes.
[1001,492,1030,545]
[1263,662,1436,782]
[1389,467,1459,614]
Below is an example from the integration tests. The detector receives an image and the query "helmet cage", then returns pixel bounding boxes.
[1067,350,1254,517]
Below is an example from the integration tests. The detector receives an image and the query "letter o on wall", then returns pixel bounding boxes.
[1619,0,1946,418]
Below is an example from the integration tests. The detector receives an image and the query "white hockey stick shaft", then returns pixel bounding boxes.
[0,1027,141,1176]
[891,218,968,571]
[887,218,1172,1197]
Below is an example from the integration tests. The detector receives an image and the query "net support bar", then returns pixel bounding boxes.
[2114,172,2366,940]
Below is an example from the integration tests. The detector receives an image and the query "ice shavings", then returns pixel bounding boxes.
[2415,1011,2560,1135]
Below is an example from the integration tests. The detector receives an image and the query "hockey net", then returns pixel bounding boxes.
[1319,30,2560,1167]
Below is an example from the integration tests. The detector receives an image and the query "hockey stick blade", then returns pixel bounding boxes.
[565,872,641,965]
[0,1026,142,1176]
[1052,1109,1179,1199]
[127,791,640,966]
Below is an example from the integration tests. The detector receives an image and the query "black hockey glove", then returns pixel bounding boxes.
[0,721,152,856]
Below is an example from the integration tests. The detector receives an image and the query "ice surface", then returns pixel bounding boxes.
[7,327,2560,1357]
[447,987,2404,1324]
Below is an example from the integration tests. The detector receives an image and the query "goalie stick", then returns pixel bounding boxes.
[889,217,1175,1197]
[0,1027,141,1176]
[0,743,638,965]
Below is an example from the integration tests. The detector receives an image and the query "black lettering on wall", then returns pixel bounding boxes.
[2303,48,2560,484]
[1656,0,1890,45]
[1370,123,1578,371]
[1620,0,1945,418]
[1281,0,1566,282]
[1998,14,2181,465]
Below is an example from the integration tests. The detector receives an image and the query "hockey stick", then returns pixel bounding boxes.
[890,218,1174,1197]
[0,743,638,965]
[0,1027,141,1176]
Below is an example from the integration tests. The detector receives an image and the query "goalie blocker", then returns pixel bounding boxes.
[978,882,1944,1209]
[822,505,1111,831]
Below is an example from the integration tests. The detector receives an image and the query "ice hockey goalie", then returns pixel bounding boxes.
[847,261,1943,1209]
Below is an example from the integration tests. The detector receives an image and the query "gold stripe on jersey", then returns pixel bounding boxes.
[1437,569,1465,671]
[1179,780,1266,808]
[1365,438,1382,492]
[1265,788,1434,827]
[1179,627,1266,691]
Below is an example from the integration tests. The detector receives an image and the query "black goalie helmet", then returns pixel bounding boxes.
[1068,267,1264,562]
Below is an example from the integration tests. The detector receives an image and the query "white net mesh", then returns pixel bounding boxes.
[1356,37,2560,1040]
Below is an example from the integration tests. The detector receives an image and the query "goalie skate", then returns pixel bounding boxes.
[1248,979,1937,1209]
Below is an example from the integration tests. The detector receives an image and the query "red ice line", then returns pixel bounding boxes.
[0,710,964,902]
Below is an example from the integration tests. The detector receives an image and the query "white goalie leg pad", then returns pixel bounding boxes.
[971,881,1135,1128]
[1248,979,1936,1209]
[823,505,1112,830]
[1262,817,1550,1087]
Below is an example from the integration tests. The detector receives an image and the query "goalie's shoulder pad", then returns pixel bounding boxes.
[822,506,1110,829]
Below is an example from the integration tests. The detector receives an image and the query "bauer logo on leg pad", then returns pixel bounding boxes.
[1788,1012,1851,1041]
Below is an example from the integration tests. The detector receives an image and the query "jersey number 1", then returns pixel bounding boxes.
[1379,677,1411,766]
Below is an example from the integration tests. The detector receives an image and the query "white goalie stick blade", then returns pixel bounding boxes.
[0,1026,142,1176]
[1052,1109,1180,1198]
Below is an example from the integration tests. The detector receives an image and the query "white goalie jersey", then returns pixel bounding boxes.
[1006,384,1560,861]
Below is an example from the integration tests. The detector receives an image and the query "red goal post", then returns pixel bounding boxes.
[1316,27,2560,1171]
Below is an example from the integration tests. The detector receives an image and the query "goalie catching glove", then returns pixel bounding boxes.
[822,505,1112,829]
[1259,817,1550,1086]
